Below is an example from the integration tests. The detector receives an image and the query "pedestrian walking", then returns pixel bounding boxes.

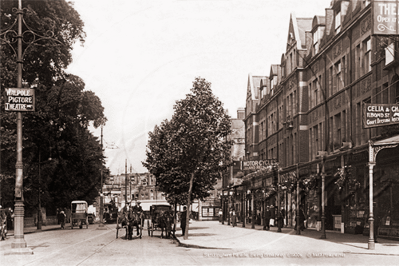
[180,206,187,236]
[264,206,271,230]
[280,207,286,227]
[59,211,66,229]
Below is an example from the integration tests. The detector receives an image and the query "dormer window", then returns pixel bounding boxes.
[335,11,341,34]
[313,28,319,54]
[271,76,277,94]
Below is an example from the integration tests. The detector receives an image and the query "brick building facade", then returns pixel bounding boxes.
[238,1,399,240]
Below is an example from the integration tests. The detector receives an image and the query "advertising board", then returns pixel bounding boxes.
[373,0,399,35]
[363,103,399,128]
[4,88,35,111]
[242,159,278,171]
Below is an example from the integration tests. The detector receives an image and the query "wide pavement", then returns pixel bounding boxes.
[175,220,399,256]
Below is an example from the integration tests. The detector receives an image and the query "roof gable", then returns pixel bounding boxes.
[287,13,312,51]
[246,73,265,101]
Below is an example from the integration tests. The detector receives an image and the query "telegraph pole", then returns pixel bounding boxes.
[97,126,106,230]
[125,159,127,204]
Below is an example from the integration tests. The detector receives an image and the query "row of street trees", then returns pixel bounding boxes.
[0,0,107,214]
[143,77,232,239]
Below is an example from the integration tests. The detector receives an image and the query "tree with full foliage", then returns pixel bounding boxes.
[1,0,106,214]
[143,77,232,239]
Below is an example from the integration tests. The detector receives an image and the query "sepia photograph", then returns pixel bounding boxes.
[1,0,399,265]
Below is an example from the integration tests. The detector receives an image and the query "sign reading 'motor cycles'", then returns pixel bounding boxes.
[243,159,278,170]
[4,88,35,111]
[363,103,399,128]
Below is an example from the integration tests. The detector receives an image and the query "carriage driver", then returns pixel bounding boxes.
[132,201,143,213]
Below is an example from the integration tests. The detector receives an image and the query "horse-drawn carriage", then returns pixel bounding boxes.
[71,200,89,229]
[116,206,144,240]
[147,204,173,238]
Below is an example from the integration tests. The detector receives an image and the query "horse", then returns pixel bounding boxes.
[126,210,143,240]
[158,211,173,239]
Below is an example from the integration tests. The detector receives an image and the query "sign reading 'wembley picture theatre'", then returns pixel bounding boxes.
[363,103,399,128]
[373,0,399,35]
[243,159,277,171]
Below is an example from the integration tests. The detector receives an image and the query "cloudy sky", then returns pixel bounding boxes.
[66,0,331,175]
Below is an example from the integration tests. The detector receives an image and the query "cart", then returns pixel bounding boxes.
[71,200,89,229]
[147,204,172,238]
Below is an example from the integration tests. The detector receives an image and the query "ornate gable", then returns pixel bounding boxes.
[247,74,253,100]
[287,16,297,50]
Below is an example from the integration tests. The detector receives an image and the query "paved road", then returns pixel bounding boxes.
[1,222,399,266]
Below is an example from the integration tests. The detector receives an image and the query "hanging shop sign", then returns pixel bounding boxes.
[4,88,35,112]
[373,0,399,35]
[242,159,277,170]
[363,103,399,128]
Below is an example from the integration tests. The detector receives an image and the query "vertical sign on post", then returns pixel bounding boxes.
[373,0,399,35]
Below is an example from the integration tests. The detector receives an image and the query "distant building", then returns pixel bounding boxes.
[200,109,245,221]
[101,172,167,211]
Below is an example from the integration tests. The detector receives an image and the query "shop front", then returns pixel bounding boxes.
[280,170,296,228]
[368,144,399,240]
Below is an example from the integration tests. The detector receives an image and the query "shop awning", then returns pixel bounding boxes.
[373,134,399,146]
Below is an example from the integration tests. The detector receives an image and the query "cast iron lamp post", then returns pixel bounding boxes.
[0,0,61,253]
[320,156,326,239]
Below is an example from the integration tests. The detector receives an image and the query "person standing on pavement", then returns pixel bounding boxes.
[7,208,14,230]
[181,206,187,236]
[231,207,237,227]
[270,205,275,227]
[264,206,271,230]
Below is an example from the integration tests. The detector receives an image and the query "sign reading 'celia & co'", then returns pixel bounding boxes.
[363,103,399,128]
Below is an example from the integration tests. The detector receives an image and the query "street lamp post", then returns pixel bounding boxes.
[296,164,300,235]
[277,167,282,232]
[320,156,326,239]
[1,0,61,254]
[12,0,27,251]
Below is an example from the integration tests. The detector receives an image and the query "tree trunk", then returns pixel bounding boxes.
[173,201,177,237]
[184,172,194,240]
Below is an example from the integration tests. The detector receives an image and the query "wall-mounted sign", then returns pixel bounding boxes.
[4,88,35,111]
[243,159,277,170]
[363,103,399,128]
[373,0,399,35]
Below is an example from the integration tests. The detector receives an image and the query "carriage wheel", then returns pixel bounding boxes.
[86,218,89,229]
[147,220,150,236]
